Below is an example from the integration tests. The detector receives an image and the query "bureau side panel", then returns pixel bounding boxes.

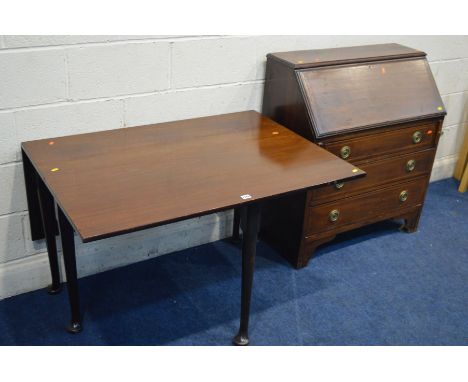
[262,58,314,141]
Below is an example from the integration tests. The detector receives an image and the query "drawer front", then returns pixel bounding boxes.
[324,122,438,162]
[310,149,435,204]
[306,178,427,235]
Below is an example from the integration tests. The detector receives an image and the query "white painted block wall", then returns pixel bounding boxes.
[0,35,467,300]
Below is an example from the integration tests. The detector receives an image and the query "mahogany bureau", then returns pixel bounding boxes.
[259,43,446,268]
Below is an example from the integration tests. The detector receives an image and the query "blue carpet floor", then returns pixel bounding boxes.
[0,178,467,345]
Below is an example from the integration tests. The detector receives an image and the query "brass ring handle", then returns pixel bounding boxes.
[329,209,340,222]
[340,146,351,159]
[412,131,422,144]
[406,159,416,172]
[399,190,408,202]
[335,181,345,190]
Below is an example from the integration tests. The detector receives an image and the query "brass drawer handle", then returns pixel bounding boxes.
[399,190,408,202]
[340,145,351,159]
[406,159,416,172]
[334,181,345,190]
[412,131,422,144]
[329,209,340,222]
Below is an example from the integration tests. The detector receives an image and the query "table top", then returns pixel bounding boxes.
[22,111,364,242]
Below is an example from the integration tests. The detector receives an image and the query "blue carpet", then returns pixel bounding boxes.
[0,178,467,345]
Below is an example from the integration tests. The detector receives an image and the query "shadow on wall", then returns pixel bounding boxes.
[0,162,47,299]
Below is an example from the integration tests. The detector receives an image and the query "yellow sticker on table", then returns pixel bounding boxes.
[50,168,59,172]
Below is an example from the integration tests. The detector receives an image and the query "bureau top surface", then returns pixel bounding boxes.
[268,43,426,69]
[22,111,364,242]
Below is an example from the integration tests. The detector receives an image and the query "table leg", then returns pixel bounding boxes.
[22,149,45,241]
[231,208,241,243]
[58,207,82,333]
[36,176,62,294]
[233,203,260,346]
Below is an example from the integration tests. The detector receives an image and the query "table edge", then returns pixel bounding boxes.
[22,140,365,242]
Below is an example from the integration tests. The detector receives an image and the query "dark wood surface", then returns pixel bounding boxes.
[322,120,439,162]
[310,148,436,203]
[261,44,445,268]
[262,57,315,141]
[22,110,364,242]
[305,177,427,235]
[268,43,425,69]
[298,59,444,138]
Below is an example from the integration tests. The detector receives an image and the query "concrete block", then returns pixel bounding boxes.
[0,112,17,164]
[172,37,256,88]
[431,59,468,95]
[0,163,27,215]
[2,35,168,48]
[431,155,458,182]
[393,35,468,62]
[436,123,468,159]
[0,213,26,263]
[16,99,124,143]
[67,42,170,99]
[0,49,67,109]
[124,82,262,127]
[442,91,468,127]
[0,252,51,299]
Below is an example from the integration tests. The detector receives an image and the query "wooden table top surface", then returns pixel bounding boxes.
[22,111,364,242]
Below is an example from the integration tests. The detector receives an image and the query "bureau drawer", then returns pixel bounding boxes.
[310,149,435,204]
[324,122,438,162]
[306,178,427,235]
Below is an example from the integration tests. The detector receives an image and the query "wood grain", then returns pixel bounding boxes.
[305,177,427,235]
[322,121,438,162]
[268,43,425,69]
[22,111,364,242]
[298,59,444,138]
[310,148,436,203]
[261,43,445,268]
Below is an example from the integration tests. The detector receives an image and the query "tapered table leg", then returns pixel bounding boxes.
[36,176,61,294]
[231,208,241,243]
[233,203,260,346]
[58,208,82,333]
